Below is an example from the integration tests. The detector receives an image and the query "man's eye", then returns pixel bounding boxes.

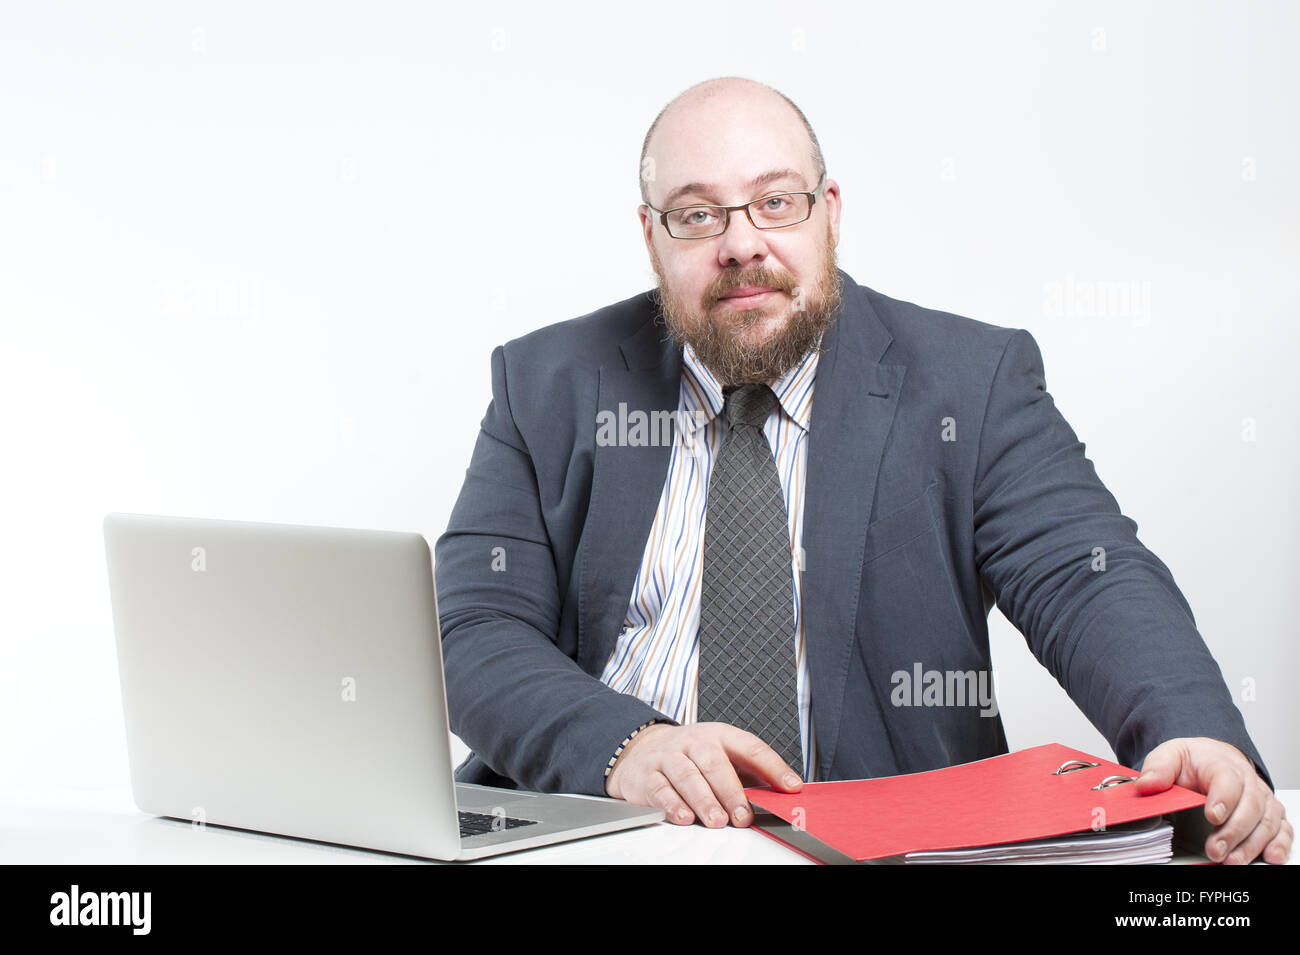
[762,195,791,211]
[675,209,717,225]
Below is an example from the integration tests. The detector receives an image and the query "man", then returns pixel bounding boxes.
[435,77,1290,864]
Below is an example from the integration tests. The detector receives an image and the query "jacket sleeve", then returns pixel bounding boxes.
[972,329,1272,789]
[434,344,672,796]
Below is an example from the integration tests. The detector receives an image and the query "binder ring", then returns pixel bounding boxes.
[1054,760,1101,775]
[1091,774,1138,791]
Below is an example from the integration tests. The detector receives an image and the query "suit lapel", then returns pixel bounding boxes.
[576,312,682,674]
[803,270,906,778]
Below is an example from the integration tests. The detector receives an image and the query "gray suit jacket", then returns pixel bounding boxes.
[434,269,1270,796]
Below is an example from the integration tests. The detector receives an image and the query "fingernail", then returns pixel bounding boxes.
[1227,851,1242,865]
[1213,802,1226,822]
[784,773,801,788]
[733,805,750,822]
[708,807,726,825]
[1215,839,1227,859]
[675,808,691,823]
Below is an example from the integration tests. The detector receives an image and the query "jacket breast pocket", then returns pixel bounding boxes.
[862,480,939,566]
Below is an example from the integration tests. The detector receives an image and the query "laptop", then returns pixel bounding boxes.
[102,512,664,861]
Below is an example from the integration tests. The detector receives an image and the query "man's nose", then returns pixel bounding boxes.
[714,209,770,266]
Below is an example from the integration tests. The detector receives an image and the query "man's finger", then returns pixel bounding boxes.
[1207,777,1265,863]
[1226,794,1284,865]
[1264,818,1293,865]
[1196,764,1248,831]
[686,740,755,827]
[716,725,803,792]
[661,752,730,828]
[642,770,694,826]
[1135,740,1184,794]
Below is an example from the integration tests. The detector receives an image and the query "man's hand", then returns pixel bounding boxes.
[1136,737,1291,864]
[604,722,803,828]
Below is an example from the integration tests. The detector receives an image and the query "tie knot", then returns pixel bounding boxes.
[723,384,778,430]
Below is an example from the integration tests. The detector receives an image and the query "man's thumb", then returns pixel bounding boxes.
[1135,742,1181,793]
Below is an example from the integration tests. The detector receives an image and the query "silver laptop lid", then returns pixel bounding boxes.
[103,512,462,860]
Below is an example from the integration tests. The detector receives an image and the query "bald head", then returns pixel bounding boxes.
[638,77,825,207]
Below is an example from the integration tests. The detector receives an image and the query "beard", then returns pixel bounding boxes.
[649,219,842,387]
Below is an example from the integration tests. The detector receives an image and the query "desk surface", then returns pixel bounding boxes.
[4,787,1296,865]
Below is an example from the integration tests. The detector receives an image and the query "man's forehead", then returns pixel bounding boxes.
[646,94,814,207]
[658,167,811,209]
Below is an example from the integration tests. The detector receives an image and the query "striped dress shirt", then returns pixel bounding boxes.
[598,338,822,781]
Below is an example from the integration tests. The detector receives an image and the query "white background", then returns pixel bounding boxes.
[2,0,1296,798]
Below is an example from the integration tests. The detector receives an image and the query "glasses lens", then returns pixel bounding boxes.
[666,205,725,238]
[749,193,811,228]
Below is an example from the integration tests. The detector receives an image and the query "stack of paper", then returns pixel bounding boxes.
[902,816,1174,864]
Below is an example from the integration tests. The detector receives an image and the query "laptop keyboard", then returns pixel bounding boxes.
[458,810,539,838]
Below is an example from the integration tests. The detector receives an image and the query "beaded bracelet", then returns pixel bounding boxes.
[604,720,660,779]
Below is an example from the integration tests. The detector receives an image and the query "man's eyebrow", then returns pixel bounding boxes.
[659,168,808,209]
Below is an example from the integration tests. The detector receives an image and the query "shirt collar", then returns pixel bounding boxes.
[680,335,822,436]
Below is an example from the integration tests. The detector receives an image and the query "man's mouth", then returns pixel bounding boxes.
[719,286,781,307]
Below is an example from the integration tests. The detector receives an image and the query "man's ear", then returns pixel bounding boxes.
[638,205,656,253]
[823,178,842,248]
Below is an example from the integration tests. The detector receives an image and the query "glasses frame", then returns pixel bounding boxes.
[646,172,827,239]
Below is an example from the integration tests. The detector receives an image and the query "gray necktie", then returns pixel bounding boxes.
[696,383,802,773]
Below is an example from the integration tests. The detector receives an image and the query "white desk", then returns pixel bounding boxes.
[3,787,1296,865]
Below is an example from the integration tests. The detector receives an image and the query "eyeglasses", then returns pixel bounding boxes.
[646,173,826,239]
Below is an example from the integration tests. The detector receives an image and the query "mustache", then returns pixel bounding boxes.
[708,270,795,303]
